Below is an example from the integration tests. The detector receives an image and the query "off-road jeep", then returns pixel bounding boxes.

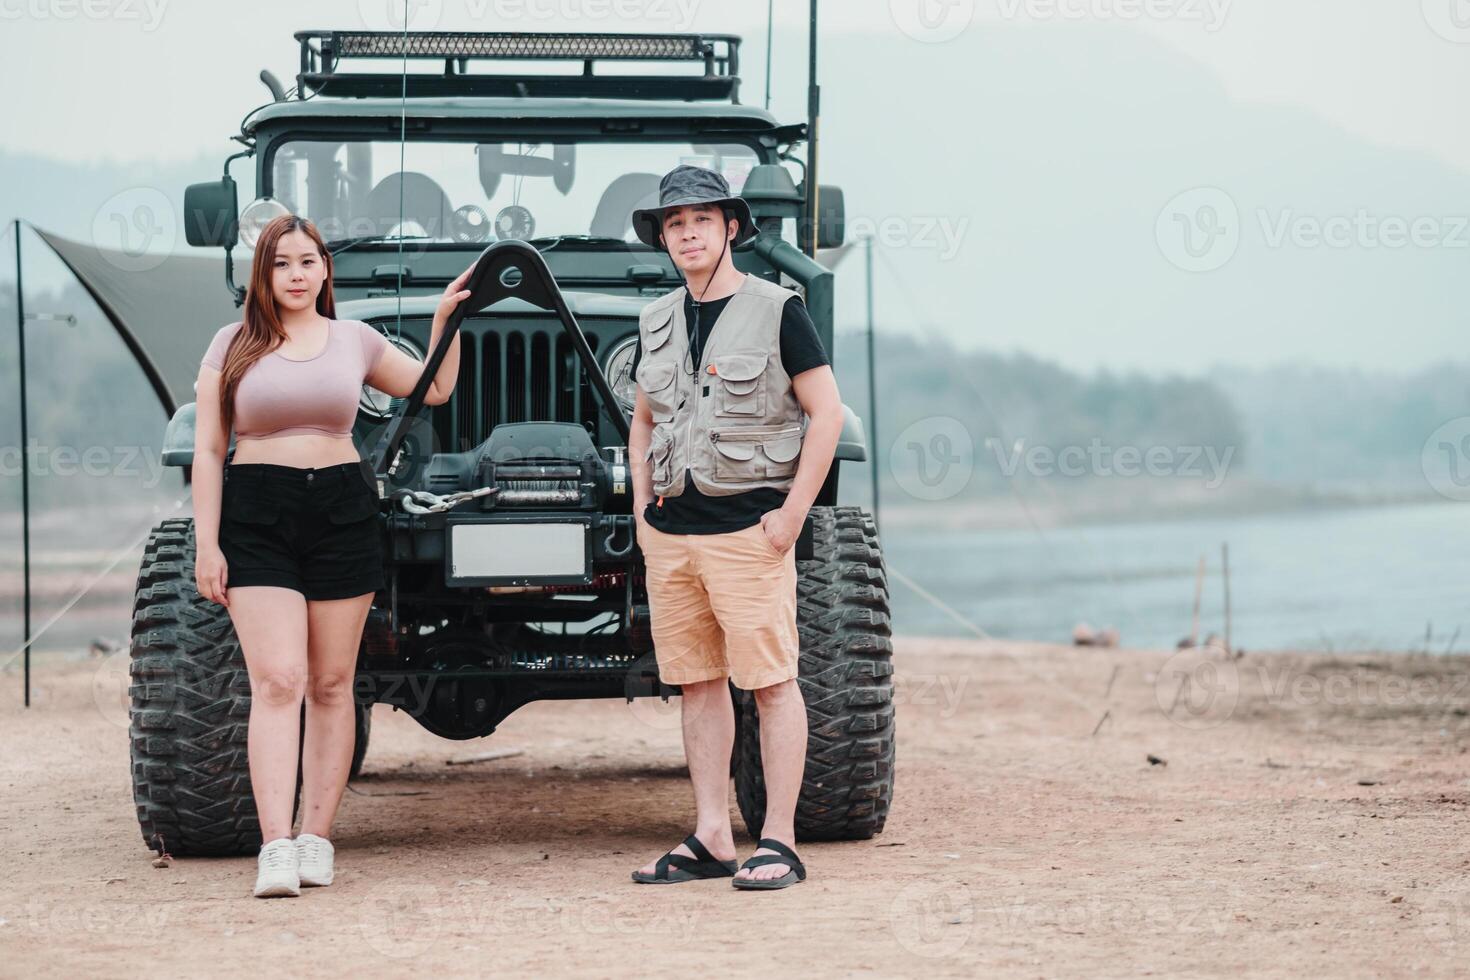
[129,29,893,856]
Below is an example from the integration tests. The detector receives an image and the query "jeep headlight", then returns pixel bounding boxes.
[238,196,293,250]
[360,331,424,418]
[602,336,638,413]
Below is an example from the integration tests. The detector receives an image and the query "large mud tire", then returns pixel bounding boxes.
[735,506,895,841]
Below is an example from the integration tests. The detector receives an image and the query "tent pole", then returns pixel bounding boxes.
[805,0,820,257]
[14,219,30,708]
[764,0,774,111]
[865,235,880,532]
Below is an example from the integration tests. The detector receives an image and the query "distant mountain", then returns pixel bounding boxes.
[1212,361,1470,491]
[829,328,1463,520]
[787,26,1470,375]
[829,328,1247,504]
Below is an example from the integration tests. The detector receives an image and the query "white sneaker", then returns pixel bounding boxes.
[254,837,300,898]
[295,833,335,887]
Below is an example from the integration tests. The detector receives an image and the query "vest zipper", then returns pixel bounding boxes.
[709,422,803,442]
[681,275,764,491]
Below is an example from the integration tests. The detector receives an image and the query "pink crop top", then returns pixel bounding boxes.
[200,319,394,439]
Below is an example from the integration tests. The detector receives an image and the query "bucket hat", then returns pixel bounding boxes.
[630,164,756,250]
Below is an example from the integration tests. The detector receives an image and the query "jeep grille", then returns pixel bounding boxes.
[432,323,604,453]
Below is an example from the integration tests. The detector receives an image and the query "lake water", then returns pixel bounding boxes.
[880,501,1469,653]
[4,500,1463,666]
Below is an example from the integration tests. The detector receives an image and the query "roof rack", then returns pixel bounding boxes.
[294,30,742,103]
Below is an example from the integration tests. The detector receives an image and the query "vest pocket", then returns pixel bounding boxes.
[709,422,803,481]
[710,351,767,417]
[637,361,679,423]
[647,424,675,487]
[761,429,803,477]
[643,307,675,351]
[711,437,759,481]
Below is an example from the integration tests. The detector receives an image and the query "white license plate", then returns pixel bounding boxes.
[449,522,587,581]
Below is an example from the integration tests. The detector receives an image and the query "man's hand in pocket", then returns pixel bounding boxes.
[759,506,803,555]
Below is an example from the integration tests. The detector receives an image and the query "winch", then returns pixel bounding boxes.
[412,420,625,512]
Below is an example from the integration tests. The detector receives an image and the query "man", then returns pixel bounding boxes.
[625,164,844,890]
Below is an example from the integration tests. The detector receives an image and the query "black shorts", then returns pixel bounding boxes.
[219,460,386,600]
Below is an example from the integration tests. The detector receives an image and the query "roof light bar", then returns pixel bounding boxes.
[333,31,709,61]
[293,30,743,102]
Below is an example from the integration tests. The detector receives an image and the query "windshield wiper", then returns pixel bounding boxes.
[328,233,434,257]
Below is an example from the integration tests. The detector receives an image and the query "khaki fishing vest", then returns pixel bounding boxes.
[637,273,807,498]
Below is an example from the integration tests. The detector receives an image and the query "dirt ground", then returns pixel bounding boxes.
[4,637,1470,978]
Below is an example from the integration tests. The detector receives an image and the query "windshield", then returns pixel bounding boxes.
[269,139,764,246]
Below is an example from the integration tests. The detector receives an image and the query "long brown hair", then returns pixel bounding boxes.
[216,215,337,435]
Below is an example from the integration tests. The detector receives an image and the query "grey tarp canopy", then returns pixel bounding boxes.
[32,226,240,417]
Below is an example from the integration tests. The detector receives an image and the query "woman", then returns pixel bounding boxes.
[193,214,472,898]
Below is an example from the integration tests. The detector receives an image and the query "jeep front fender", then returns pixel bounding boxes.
[161,402,234,467]
[835,402,868,462]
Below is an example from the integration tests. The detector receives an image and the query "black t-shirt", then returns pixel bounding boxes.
[630,289,830,534]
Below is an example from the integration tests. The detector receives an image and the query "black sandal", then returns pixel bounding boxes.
[731,838,806,890]
[630,834,738,884]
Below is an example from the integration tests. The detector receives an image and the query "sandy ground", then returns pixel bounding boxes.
[4,638,1470,978]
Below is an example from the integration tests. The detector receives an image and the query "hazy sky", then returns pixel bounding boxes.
[2,0,1467,375]
[3,1,1466,170]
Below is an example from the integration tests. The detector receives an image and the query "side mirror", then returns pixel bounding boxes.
[815,184,846,250]
[797,181,847,251]
[183,177,239,248]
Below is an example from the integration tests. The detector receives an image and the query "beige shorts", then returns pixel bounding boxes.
[638,520,799,691]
